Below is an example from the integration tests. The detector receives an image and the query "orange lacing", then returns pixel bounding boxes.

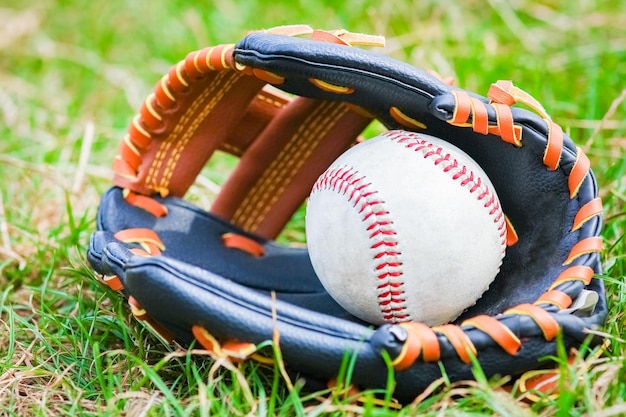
[572,198,603,232]
[449,80,596,199]
[310,28,385,47]
[98,230,166,292]
[308,78,355,95]
[241,27,385,91]
[327,378,362,398]
[383,80,604,371]
[427,69,456,86]
[303,29,385,98]
[462,315,521,355]
[568,150,591,198]
[128,296,175,344]
[504,215,519,246]
[191,325,273,364]
[487,80,549,118]
[505,304,560,341]
[222,233,265,257]
[450,90,507,139]
[391,303,558,369]
[122,189,168,217]
[100,228,167,293]
[563,237,603,266]
[114,228,165,255]
[434,324,477,364]
[543,121,564,172]
[113,43,238,196]
[326,378,402,409]
[508,351,579,402]
[534,290,573,310]
[393,321,488,369]
[389,106,428,130]
[391,306,556,370]
[390,262,597,370]
[393,322,440,371]
[99,274,124,292]
[549,265,594,289]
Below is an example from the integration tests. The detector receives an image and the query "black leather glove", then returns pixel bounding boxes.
[88,26,606,404]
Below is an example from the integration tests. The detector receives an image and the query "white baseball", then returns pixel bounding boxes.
[305,130,507,326]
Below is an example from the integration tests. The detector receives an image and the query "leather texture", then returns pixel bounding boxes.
[233,33,603,319]
[88,29,607,404]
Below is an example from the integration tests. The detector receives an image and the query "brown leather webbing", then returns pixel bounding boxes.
[113,44,293,198]
[210,97,372,239]
[120,72,267,197]
[112,36,373,239]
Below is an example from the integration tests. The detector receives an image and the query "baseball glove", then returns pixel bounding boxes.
[88,25,607,403]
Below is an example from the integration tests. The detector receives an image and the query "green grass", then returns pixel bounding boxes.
[0,0,625,415]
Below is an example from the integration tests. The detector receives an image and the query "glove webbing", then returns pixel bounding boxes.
[112,28,374,240]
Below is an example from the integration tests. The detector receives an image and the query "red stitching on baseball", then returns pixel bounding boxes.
[387,131,508,253]
[312,165,409,322]
[310,130,507,323]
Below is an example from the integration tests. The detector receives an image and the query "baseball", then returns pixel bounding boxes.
[305,130,507,326]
